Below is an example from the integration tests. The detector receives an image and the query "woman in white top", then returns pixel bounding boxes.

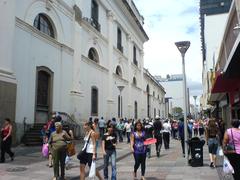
[80,122,103,180]
[162,120,171,149]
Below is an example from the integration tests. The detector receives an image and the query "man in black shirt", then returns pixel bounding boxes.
[144,119,154,158]
[102,124,117,180]
[153,116,163,157]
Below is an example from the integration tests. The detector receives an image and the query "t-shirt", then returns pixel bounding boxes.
[102,132,117,150]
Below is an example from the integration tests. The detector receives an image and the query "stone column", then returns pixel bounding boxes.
[70,6,83,123]
[127,34,132,118]
[140,50,145,118]
[106,11,114,119]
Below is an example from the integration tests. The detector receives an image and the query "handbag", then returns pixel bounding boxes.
[67,142,76,157]
[223,129,236,154]
[77,132,92,160]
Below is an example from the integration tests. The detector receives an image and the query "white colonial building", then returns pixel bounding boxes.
[0,0,166,143]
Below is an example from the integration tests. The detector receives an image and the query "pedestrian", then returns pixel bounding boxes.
[178,118,185,157]
[130,121,146,180]
[116,118,124,142]
[102,124,117,180]
[153,116,163,157]
[0,118,14,163]
[205,119,218,168]
[46,116,56,168]
[223,119,240,180]
[193,120,199,136]
[125,119,132,143]
[172,120,178,139]
[99,117,106,139]
[218,118,225,146]
[93,118,100,156]
[48,122,71,180]
[64,125,74,170]
[199,119,204,136]
[162,120,171,149]
[144,119,154,158]
[79,121,103,180]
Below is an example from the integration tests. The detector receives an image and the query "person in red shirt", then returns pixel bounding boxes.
[1,118,14,163]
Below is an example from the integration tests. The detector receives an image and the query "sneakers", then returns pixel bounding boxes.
[157,152,160,158]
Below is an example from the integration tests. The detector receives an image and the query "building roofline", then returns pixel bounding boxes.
[122,0,149,41]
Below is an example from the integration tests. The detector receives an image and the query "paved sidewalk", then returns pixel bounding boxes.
[0,137,232,180]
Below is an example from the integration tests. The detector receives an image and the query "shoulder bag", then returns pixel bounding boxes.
[223,129,236,154]
[77,132,92,160]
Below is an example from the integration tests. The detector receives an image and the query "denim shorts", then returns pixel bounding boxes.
[208,138,218,154]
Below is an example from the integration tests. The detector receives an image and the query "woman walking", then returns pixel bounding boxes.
[0,118,14,163]
[223,119,240,180]
[48,122,71,180]
[79,121,103,180]
[130,121,146,180]
[205,119,218,168]
[102,124,117,180]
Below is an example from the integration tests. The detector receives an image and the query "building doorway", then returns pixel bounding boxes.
[35,67,53,123]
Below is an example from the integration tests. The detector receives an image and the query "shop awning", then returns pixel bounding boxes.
[211,72,240,93]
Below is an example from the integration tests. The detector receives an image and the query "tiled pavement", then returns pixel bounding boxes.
[0,137,234,180]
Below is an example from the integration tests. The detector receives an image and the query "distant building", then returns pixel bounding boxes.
[155,74,187,116]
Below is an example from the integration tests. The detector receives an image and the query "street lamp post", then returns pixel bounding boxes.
[117,85,125,118]
[175,41,190,164]
[193,95,198,119]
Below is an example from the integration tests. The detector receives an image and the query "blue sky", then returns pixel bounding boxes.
[134,0,202,103]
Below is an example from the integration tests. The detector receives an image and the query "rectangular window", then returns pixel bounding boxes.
[91,0,100,31]
[117,28,123,53]
[133,46,138,66]
[118,95,120,118]
[91,0,98,22]
[91,87,98,116]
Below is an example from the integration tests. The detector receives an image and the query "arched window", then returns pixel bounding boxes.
[91,86,98,116]
[116,66,122,77]
[158,95,160,99]
[34,13,55,38]
[133,77,137,86]
[146,85,150,117]
[88,48,99,63]
[134,101,138,119]
[153,91,155,97]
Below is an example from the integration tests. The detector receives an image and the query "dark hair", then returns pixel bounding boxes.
[84,121,94,130]
[231,119,240,128]
[134,121,143,131]
[94,118,99,123]
[55,115,62,122]
[5,118,11,123]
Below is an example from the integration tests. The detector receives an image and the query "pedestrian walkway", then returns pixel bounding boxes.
[0,138,232,180]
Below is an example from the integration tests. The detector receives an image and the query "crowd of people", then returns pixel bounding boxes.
[1,115,240,180]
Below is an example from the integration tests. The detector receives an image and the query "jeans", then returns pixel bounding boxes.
[104,150,117,180]
[163,132,170,149]
[133,153,146,176]
[99,127,105,139]
[146,145,151,158]
[126,132,131,143]
[118,130,123,142]
[1,136,14,162]
[155,135,162,155]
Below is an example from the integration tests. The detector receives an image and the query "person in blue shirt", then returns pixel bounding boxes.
[178,118,185,157]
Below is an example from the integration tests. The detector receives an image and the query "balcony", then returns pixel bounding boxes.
[82,17,101,32]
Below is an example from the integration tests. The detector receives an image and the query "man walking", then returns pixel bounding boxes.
[153,116,163,157]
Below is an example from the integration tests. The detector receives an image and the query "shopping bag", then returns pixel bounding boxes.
[42,143,49,157]
[223,156,234,175]
[218,147,224,156]
[144,138,157,145]
[88,160,96,178]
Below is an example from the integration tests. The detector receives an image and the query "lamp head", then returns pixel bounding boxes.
[175,41,190,55]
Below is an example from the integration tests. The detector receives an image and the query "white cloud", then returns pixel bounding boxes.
[134,0,202,98]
